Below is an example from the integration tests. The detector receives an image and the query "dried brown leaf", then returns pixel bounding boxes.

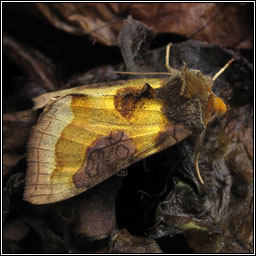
[3,33,59,94]
[25,3,252,48]
[3,153,25,178]
[3,110,37,178]
[71,176,122,244]
[110,229,162,253]
[3,109,37,153]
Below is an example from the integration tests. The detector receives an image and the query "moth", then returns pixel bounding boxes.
[24,44,233,204]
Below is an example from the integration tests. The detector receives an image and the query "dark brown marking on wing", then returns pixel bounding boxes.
[138,83,156,98]
[114,87,139,120]
[114,84,155,120]
[73,131,136,189]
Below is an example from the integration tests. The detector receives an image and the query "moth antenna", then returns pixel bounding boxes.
[165,43,173,73]
[212,58,235,81]
[115,42,175,76]
[195,151,204,184]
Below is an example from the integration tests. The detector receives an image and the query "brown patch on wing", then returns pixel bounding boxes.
[114,94,138,120]
[114,87,139,120]
[114,84,155,120]
[73,131,136,189]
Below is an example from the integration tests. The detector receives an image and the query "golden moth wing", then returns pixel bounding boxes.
[32,78,165,110]
[24,83,191,204]
[25,95,85,204]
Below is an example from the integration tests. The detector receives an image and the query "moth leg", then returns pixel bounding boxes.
[193,113,219,184]
[193,128,207,184]
[165,43,173,73]
[195,151,204,184]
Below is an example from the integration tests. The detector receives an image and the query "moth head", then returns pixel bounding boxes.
[207,58,235,119]
[204,93,228,127]
[212,96,228,116]
[179,62,213,100]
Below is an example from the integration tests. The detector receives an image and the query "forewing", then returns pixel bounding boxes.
[24,86,191,204]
